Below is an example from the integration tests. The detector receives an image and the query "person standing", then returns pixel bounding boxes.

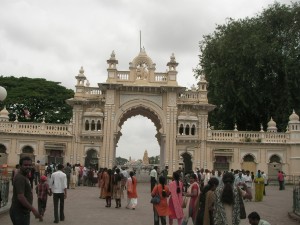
[278,170,284,190]
[151,176,170,225]
[168,172,184,225]
[10,156,41,225]
[35,175,51,221]
[244,170,253,200]
[126,171,138,210]
[195,177,219,225]
[112,168,123,208]
[182,173,200,225]
[34,160,41,186]
[49,164,67,223]
[64,163,72,189]
[150,166,158,191]
[214,172,252,225]
[254,170,264,202]
[261,171,268,195]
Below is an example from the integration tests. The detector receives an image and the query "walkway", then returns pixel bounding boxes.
[0,183,298,225]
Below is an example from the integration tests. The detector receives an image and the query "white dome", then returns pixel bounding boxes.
[289,110,299,122]
[267,117,277,132]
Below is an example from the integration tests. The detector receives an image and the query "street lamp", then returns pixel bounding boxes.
[0,86,7,102]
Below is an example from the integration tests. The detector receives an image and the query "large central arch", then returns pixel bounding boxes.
[114,99,166,166]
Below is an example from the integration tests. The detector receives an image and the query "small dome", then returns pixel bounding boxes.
[0,106,9,121]
[289,110,299,122]
[267,117,277,132]
[0,106,9,117]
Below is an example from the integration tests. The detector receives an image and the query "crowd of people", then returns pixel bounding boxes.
[149,167,272,225]
[10,156,280,225]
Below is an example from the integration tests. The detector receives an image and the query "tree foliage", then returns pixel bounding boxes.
[115,156,129,166]
[0,76,74,123]
[196,2,300,131]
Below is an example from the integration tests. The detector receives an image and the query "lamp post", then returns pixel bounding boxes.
[0,86,7,102]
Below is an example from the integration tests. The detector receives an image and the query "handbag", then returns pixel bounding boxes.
[182,196,188,208]
[238,189,246,219]
[150,186,160,204]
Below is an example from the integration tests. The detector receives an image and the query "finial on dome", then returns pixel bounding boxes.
[260,124,264,132]
[110,51,116,60]
[234,123,238,131]
[78,66,85,76]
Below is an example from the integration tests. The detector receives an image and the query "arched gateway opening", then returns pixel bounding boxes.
[116,116,159,164]
[115,104,164,168]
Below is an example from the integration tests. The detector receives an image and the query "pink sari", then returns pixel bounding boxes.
[168,180,184,219]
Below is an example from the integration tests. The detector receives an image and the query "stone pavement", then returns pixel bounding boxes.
[0,183,299,225]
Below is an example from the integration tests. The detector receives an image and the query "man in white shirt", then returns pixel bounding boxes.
[150,166,158,191]
[234,171,246,189]
[49,164,67,223]
[248,211,270,225]
[261,171,268,196]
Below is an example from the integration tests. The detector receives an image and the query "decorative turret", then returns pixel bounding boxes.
[74,66,87,97]
[197,73,208,103]
[166,53,178,84]
[0,106,9,122]
[267,117,277,132]
[106,51,119,82]
[288,110,300,132]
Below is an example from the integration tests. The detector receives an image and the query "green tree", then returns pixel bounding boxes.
[0,76,74,123]
[196,2,300,131]
[115,156,129,165]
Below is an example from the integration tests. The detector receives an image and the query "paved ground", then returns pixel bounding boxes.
[0,183,299,225]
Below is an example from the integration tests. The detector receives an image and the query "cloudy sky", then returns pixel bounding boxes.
[0,0,292,160]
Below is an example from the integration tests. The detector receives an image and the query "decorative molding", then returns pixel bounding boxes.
[120,94,162,108]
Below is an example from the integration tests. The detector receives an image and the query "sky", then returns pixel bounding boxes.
[0,0,293,160]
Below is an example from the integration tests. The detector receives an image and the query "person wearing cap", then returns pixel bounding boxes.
[49,164,67,223]
[35,175,51,221]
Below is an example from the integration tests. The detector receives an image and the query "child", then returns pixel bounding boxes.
[36,175,51,221]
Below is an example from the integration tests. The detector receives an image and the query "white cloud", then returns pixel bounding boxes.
[0,0,292,159]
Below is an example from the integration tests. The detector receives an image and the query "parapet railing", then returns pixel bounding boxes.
[0,122,72,136]
[0,177,10,208]
[207,130,288,143]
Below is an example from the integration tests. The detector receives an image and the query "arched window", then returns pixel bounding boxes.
[97,120,101,131]
[179,124,184,135]
[22,146,34,154]
[85,120,90,131]
[91,120,95,131]
[185,125,190,135]
[270,155,281,163]
[243,154,255,162]
[191,124,196,135]
[0,144,6,153]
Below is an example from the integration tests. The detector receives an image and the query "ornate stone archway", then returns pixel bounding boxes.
[67,48,215,173]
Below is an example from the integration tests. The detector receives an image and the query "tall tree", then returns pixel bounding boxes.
[196,3,300,131]
[0,76,74,123]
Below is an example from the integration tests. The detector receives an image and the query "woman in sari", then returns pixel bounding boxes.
[112,168,123,208]
[126,171,138,210]
[214,172,252,225]
[182,173,199,225]
[195,177,219,225]
[168,171,184,225]
[254,170,264,202]
[151,176,170,225]
[102,168,112,207]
